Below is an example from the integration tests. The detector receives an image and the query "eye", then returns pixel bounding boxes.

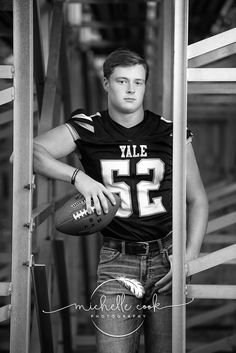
[117,79,127,84]
[135,81,144,86]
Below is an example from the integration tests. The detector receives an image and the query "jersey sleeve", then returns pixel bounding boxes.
[186,127,193,144]
[160,116,193,144]
[66,109,100,141]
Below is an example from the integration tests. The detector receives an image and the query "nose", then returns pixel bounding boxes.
[127,82,135,93]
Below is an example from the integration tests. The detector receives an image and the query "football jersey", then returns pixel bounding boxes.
[66,110,193,242]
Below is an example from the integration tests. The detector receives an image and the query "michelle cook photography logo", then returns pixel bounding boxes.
[43,277,194,338]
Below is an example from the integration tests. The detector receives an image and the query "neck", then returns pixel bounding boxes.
[108,106,144,128]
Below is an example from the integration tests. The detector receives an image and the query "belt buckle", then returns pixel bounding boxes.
[137,241,149,255]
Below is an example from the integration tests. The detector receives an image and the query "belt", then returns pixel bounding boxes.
[103,232,172,256]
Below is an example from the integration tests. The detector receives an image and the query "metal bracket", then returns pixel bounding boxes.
[23,254,34,268]
[24,174,36,191]
[8,282,13,295]
[11,86,15,100]
[23,219,35,232]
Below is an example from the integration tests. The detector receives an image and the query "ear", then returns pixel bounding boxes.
[103,77,109,92]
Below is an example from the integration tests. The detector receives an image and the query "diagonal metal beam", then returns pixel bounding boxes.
[0,305,11,323]
[0,87,14,105]
[188,42,236,68]
[188,28,236,59]
[207,211,236,234]
[187,244,236,276]
[187,303,236,329]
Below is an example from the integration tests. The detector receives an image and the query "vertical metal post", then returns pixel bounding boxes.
[172,0,189,352]
[10,1,33,352]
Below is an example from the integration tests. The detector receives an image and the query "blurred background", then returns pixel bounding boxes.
[0,0,236,352]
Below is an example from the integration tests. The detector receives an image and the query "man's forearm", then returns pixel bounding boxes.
[33,142,75,183]
[186,197,209,261]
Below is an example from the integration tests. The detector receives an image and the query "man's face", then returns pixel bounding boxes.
[103,64,146,114]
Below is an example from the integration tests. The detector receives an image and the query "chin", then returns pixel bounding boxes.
[118,104,140,114]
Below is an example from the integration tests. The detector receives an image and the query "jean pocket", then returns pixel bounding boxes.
[162,247,172,267]
[99,246,121,264]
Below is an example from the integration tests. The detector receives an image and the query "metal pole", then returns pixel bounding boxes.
[10,1,33,352]
[172,0,189,352]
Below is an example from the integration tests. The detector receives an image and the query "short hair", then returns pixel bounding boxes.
[103,49,149,82]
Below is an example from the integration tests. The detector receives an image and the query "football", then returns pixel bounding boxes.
[55,192,121,236]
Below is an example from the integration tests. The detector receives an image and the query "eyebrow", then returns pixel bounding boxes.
[116,77,145,82]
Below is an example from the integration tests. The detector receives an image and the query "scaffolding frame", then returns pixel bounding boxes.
[0,0,235,352]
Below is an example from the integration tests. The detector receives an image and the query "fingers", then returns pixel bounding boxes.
[75,172,117,215]
[85,186,116,215]
[158,282,172,294]
[101,187,116,206]
[154,270,172,294]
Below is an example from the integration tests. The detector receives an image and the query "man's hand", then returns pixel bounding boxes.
[154,255,173,295]
[74,170,116,215]
[154,255,191,295]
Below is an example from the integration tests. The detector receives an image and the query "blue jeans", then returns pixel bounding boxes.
[91,237,172,353]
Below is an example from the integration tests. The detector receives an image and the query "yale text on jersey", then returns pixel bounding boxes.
[119,145,147,158]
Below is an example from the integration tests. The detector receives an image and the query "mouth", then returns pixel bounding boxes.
[124,98,136,102]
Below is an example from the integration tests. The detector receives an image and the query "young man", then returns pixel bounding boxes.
[34,49,208,353]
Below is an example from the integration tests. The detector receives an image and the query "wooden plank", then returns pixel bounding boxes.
[0,266,11,280]
[60,27,72,122]
[204,234,236,245]
[31,264,54,353]
[0,65,14,79]
[209,194,236,213]
[0,305,11,323]
[187,303,236,329]
[188,95,236,105]
[39,1,63,133]
[207,182,236,201]
[159,0,173,118]
[0,282,11,296]
[188,334,236,353]
[53,239,72,353]
[0,109,13,125]
[0,87,14,105]
[206,179,228,193]
[188,82,236,94]
[10,1,33,352]
[207,211,236,234]
[188,68,236,82]
[0,253,11,263]
[33,0,45,116]
[188,42,236,68]
[0,0,12,11]
[187,28,236,60]
[79,19,158,29]
[186,285,236,299]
